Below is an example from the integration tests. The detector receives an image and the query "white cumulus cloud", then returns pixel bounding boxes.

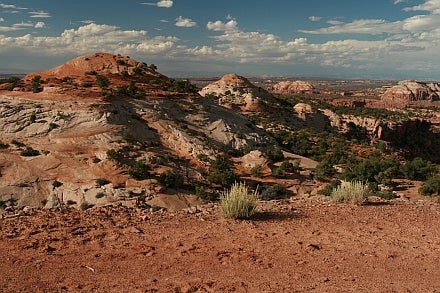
[175,16,196,27]
[207,19,238,31]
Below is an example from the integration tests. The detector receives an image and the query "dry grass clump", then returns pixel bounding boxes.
[220,183,258,219]
[331,181,371,205]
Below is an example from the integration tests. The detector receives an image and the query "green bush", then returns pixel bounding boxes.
[129,161,150,180]
[419,176,440,196]
[402,158,437,181]
[133,67,143,76]
[220,183,258,219]
[251,165,263,177]
[96,75,110,89]
[343,156,400,186]
[207,157,237,187]
[159,171,183,188]
[318,180,341,196]
[96,178,110,187]
[20,147,40,157]
[264,148,285,163]
[315,158,336,182]
[170,80,198,93]
[331,181,371,205]
[31,76,43,93]
[260,185,288,200]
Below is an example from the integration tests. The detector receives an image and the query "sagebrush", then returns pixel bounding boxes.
[220,183,258,219]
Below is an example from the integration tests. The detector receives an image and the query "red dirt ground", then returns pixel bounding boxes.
[1,198,440,292]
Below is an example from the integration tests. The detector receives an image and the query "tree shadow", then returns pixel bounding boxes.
[251,209,303,222]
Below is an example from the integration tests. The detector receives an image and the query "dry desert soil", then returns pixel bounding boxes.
[2,198,440,292]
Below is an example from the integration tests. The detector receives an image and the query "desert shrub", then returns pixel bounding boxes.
[220,183,258,219]
[207,157,237,187]
[260,184,288,200]
[29,112,36,123]
[419,176,440,196]
[343,156,400,186]
[149,64,157,71]
[52,180,63,188]
[402,158,437,181]
[272,166,288,178]
[159,171,183,188]
[80,202,94,211]
[116,59,126,66]
[263,147,285,163]
[318,180,341,196]
[96,75,110,89]
[315,158,336,182]
[251,165,263,177]
[11,139,25,147]
[129,161,150,180]
[66,200,77,206]
[95,192,105,199]
[0,142,9,149]
[106,149,121,161]
[120,71,130,78]
[31,76,43,93]
[170,80,198,93]
[331,181,371,205]
[96,178,110,187]
[377,189,396,200]
[20,147,40,157]
[133,67,143,76]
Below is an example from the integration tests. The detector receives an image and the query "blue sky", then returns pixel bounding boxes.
[1,0,440,79]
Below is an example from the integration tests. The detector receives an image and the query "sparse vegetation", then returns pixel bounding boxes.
[318,180,341,196]
[159,171,183,188]
[419,176,440,197]
[207,157,237,187]
[170,80,198,93]
[331,181,371,205]
[20,147,40,157]
[96,178,110,187]
[260,184,288,200]
[31,76,43,93]
[251,165,263,177]
[129,161,150,180]
[402,158,437,181]
[96,75,110,89]
[220,183,258,219]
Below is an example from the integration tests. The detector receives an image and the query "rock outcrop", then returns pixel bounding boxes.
[25,52,165,82]
[0,55,273,210]
[269,80,315,94]
[381,80,440,106]
[199,74,273,112]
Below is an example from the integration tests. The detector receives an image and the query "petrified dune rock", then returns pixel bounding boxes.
[269,80,315,94]
[25,52,157,81]
[199,74,273,111]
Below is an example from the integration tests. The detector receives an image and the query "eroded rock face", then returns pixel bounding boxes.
[381,80,440,106]
[269,81,315,94]
[0,57,273,210]
[199,74,273,112]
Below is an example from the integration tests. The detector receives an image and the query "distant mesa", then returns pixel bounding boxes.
[381,80,440,106]
[199,73,273,112]
[269,80,315,94]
